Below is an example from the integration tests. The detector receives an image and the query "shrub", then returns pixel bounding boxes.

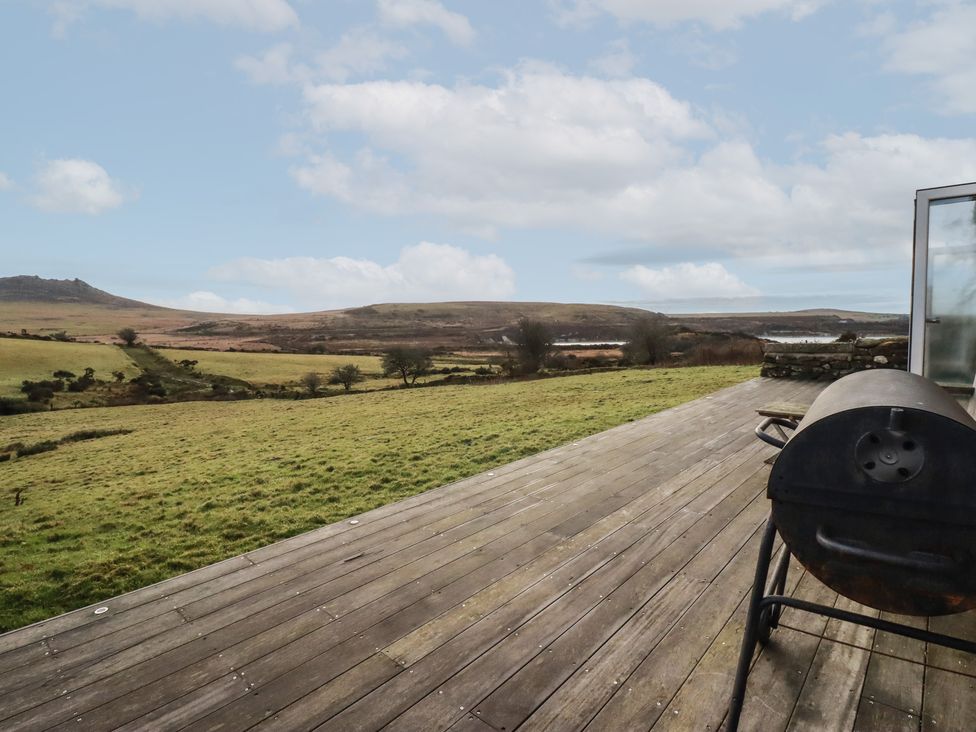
[330,364,365,392]
[53,370,76,379]
[60,429,133,444]
[16,441,59,458]
[21,383,55,402]
[382,347,434,386]
[67,378,94,393]
[513,319,553,374]
[301,372,323,394]
[117,327,139,346]
[0,398,46,415]
[622,316,672,365]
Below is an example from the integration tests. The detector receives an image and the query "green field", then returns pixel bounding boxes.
[158,348,386,386]
[0,339,141,398]
[0,365,755,631]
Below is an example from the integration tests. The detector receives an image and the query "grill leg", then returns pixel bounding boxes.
[764,544,791,639]
[726,516,778,732]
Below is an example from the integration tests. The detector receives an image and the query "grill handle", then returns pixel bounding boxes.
[755,417,798,450]
[815,527,957,574]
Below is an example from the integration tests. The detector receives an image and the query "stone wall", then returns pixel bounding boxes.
[761,338,909,379]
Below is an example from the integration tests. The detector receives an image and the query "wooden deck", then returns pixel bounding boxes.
[1,377,975,731]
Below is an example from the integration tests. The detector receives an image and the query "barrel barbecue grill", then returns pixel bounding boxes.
[727,369,976,730]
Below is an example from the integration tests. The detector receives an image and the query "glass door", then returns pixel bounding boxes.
[912,184,976,388]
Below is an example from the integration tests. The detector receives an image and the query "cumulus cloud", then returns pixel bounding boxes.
[549,0,825,30]
[292,65,711,223]
[31,159,128,214]
[163,290,295,314]
[236,31,407,86]
[377,0,475,46]
[882,2,976,115]
[589,39,637,77]
[0,172,12,191]
[621,262,759,301]
[209,242,516,309]
[283,63,976,266]
[50,0,298,34]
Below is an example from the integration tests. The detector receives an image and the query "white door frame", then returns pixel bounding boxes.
[910,182,976,375]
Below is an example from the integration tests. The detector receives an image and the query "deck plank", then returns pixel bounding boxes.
[5,378,973,732]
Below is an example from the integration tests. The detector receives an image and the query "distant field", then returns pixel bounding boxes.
[159,349,386,386]
[159,348,483,388]
[0,365,756,630]
[0,339,141,398]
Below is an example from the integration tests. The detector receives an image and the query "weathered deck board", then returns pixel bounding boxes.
[2,376,975,732]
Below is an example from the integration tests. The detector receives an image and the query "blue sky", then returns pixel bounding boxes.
[2,0,975,314]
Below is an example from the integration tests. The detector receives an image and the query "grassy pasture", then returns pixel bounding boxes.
[0,365,755,631]
[159,348,483,389]
[0,339,141,398]
[158,349,385,386]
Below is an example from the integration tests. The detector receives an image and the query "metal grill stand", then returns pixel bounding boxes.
[726,515,976,732]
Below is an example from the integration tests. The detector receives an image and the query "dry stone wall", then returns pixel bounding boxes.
[761,338,909,380]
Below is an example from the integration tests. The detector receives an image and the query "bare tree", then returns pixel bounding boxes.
[382,347,433,386]
[622,315,672,365]
[514,318,553,374]
[116,327,138,347]
[331,364,365,392]
[300,372,323,394]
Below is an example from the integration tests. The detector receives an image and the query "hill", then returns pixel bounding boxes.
[0,275,161,308]
[0,275,909,351]
[0,276,656,351]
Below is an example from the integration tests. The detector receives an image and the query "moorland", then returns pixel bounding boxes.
[0,275,908,631]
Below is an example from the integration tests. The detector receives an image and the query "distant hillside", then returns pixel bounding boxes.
[0,276,656,350]
[0,275,161,309]
[671,309,909,337]
[0,275,909,351]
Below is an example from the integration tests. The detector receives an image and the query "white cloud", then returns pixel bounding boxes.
[163,291,295,314]
[236,31,407,86]
[882,2,976,115]
[549,0,826,30]
[209,242,516,308]
[0,172,12,191]
[51,0,299,33]
[589,39,637,77]
[285,64,976,267]
[235,43,306,85]
[621,262,759,301]
[31,159,128,214]
[293,65,711,225]
[377,0,475,45]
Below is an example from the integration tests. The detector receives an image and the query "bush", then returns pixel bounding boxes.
[16,441,59,458]
[21,379,64,394]
[60,429,133,444]
[117,327,139,346]
[0,399,46,415]
[513,319,553,374]
[622,316,672,365]
[21,384,55,402]
[330,364,365,392]
[53,370,76,379]
[382,347,434,385]
[67,378,94,393]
